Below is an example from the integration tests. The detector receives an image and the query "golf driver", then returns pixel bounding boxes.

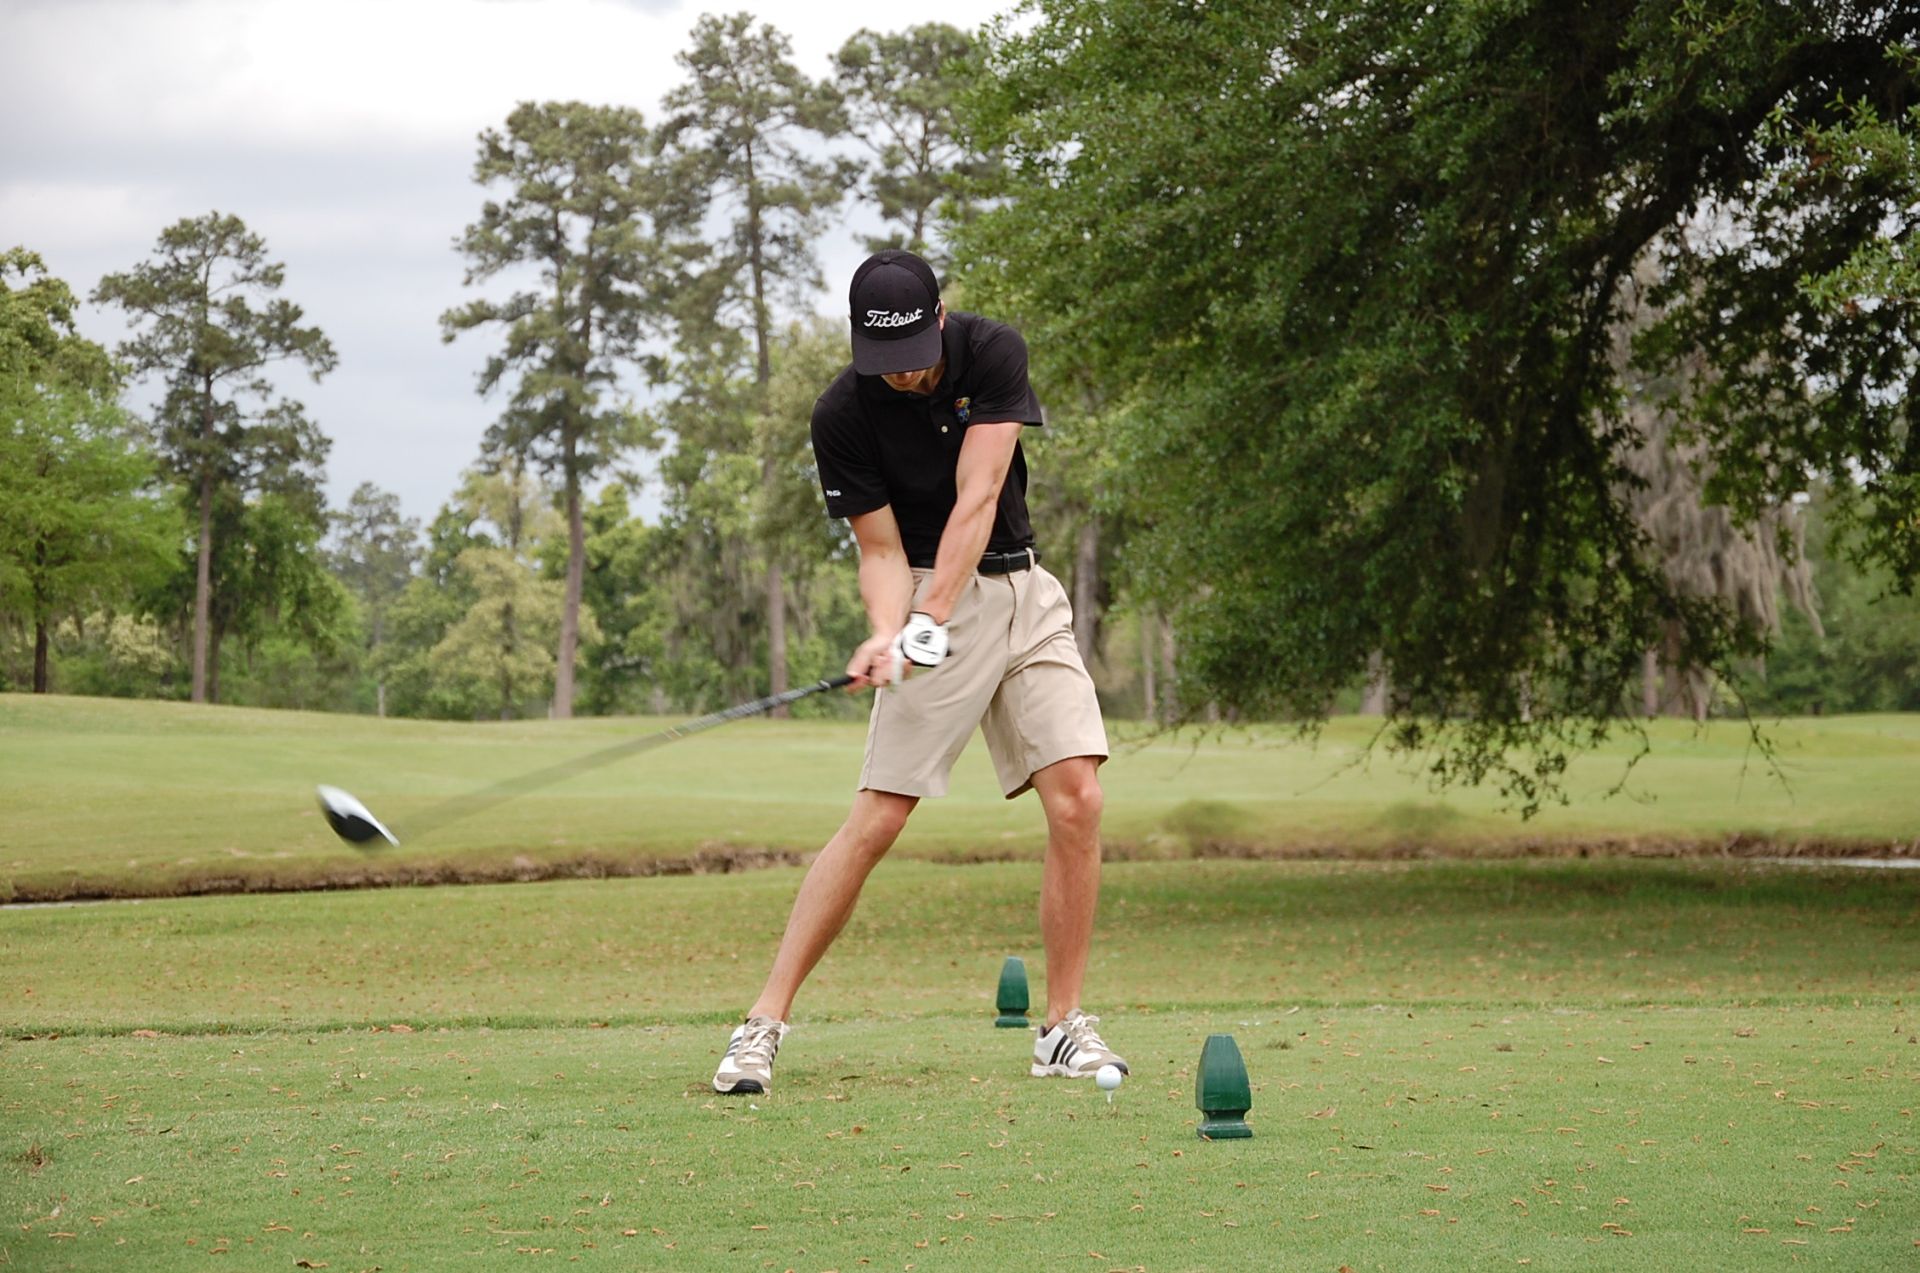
[316,783,399,846]
[316,674,855,848]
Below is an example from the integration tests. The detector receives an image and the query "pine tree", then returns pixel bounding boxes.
[657,12,851,708]
[443,102,662,719]
[94,213,336,703]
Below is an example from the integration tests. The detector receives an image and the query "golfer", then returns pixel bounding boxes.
[713,249,1125,1094]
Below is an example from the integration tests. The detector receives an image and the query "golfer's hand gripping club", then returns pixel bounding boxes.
[888,610,950,683]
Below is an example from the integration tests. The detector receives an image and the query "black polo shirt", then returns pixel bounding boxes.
[810,311,1045,567]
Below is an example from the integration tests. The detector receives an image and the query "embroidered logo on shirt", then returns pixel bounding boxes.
[953,397,971,424]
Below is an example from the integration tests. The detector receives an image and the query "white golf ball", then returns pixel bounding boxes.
[1095,1064,1123,1091]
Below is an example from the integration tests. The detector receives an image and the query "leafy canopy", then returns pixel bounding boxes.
[960,0,1920,809]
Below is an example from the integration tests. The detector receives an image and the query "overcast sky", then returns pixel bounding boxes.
[2,0,1016,527]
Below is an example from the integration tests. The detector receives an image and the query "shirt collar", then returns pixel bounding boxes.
[936,311,970,391]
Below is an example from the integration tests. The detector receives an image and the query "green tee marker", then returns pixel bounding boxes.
[1195,1034,1253,1139]
[994,956,1030,1027]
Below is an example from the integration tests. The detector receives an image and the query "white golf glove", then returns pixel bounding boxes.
[888,611,950,682]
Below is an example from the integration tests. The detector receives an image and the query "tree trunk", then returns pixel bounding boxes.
[1159,616,1178,724]
[745,151,790,716]
[191,464,214,703]
[33,619,50,693]
[206,623,223,704]
[1656,618,1710,720]
[501,598,516,721]
[766,554,787,707]
[1641,647,1659,718]
[1359,650,1388,716]
[745,142,771,386]
[1140,611,1157,724]
[1072,516,1100,665]
[31,535,51,693]
[372,608,387,718]
[554,444,583,720]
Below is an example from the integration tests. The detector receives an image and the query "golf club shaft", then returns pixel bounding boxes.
[406,674,856,839]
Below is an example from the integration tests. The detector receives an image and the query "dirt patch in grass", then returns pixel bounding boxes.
[6,832,1918,906]
[1150,830,1920,864]
[6,845,807,905]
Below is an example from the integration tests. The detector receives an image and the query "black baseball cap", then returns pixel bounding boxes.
[848,249,943,375]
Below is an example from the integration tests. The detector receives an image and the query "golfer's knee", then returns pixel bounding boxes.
[846,791,915,856]
[1044,773,1103,844]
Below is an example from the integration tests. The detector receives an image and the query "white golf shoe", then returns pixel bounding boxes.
[712,1015,789,1094]
[1031,1009,1128,1079]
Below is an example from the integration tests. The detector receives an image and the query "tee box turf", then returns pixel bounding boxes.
[994,956,1030,1027]
[1195,1033,1254,1139]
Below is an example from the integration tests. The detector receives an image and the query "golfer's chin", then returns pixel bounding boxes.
[881,368,938,395]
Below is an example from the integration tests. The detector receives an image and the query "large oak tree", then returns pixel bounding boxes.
[962,0,1920,807]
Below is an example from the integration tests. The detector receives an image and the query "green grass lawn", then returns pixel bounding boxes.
[4,860,1917,1270]
[4,694,1920,901]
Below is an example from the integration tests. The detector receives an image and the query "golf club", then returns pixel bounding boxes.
[316,673,856,847]
[315,783,400,846]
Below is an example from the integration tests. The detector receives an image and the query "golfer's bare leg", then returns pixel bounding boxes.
[747,788,918,1022]
[1031,756,1105,1028]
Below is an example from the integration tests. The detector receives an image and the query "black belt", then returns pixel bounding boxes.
[912,549,1039,573]
[978,548,1038,574]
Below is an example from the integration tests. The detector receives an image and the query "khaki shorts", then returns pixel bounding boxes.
[861,561,1109,800]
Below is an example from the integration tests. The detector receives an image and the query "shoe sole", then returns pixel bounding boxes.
[713,1078,766,1094]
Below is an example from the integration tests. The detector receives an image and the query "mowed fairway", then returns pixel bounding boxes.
[4,695,1920,902]
[4,860,1917,1270]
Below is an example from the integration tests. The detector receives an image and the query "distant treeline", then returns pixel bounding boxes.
[5,4,1918,809]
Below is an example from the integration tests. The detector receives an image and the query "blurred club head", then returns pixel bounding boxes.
[316,784,399,847]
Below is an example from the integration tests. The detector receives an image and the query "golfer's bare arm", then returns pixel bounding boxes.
[844,507,915,686]
[919,420,1024,624]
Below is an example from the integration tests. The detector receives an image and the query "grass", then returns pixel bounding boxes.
[4,859,1918,1269]
[4,694,1920,901]
[3,698,1918,1266]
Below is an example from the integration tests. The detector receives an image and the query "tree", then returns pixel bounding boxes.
[442,101,661,720]
[555,481,669,716]
[961,1,1920,809]
[1742,480,1920,715]
[375,462,585,720]
[329,482,421,715]
[205,410,341,701]
[431,544,575,721]
[657,12,850,708]
[1613,259,1820,719]
[751,316,863,669]
[833,23,998,263]
[207,493,361,713]
[0,250,178,691]
[94,212,336,703]
[644,323,769,707]
[644,317,855,711]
